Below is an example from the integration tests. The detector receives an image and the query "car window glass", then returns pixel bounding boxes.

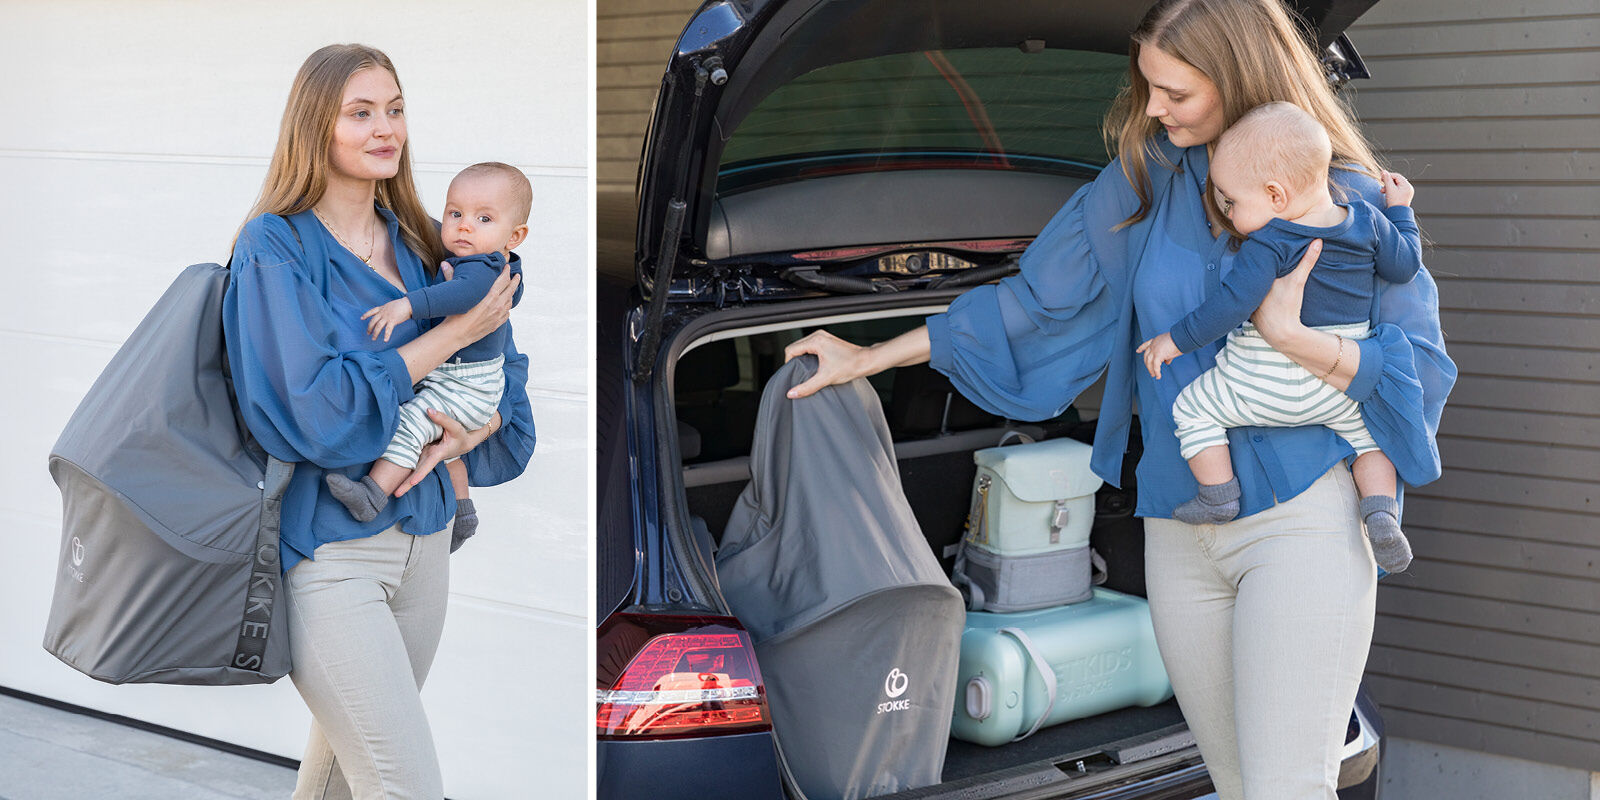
[717,48,1126,195]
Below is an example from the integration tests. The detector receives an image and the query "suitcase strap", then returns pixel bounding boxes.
[232,456,295,672]
[999,625,1057,742]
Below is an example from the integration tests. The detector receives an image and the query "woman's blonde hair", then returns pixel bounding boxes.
[1103,0,1380,228]
[242,44,445,271]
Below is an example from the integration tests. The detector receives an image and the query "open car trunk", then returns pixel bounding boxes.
[671,314,1196,799]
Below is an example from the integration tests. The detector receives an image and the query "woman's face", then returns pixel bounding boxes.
[328,67,407,183]
[1138,45,1225,149]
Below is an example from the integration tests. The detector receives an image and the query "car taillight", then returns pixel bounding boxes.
[596,613,771,740]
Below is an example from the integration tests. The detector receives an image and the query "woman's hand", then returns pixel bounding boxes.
[782,330,873,399]
[395,264,519,385]
[782,326,933,399]
[1251,239,1359,391]
[1250,239,1320,346]
[394,408,497,497]
[444,264,520,347]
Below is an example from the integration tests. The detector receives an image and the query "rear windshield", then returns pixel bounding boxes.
[717,48,1127,194]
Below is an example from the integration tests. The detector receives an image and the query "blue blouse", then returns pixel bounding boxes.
[928,136,1454,519]
[224,207,537,572]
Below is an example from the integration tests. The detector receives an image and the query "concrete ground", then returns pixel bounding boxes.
[0,693,297,800]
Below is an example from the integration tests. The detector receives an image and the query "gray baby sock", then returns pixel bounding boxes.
[325,474,389,523]
[1361,495,1412,573]
[1173,477,1241,525]
[450,498,478,553]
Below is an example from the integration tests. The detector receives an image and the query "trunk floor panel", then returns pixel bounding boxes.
[940,699,1187,782]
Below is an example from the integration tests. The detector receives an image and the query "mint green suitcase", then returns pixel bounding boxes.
[951,588,1174,746]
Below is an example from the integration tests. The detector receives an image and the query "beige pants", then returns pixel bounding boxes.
[1144,467,1376,800]
[286,525,451,800]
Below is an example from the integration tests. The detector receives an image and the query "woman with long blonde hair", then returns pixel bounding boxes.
[786,1,1453,796]
[224,44,534,798]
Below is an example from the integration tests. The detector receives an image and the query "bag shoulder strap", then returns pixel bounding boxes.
[223,212,304,270]
[232,456,295,672]
[225,213,306,674]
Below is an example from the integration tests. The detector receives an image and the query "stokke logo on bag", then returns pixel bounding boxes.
[232,544,280,670]
[885,668,909,698]
[66,537,85,583]
[877,667,912,714]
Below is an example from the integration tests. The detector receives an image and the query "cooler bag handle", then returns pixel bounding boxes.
[999,625,1057,742]
[996,429,1036,447]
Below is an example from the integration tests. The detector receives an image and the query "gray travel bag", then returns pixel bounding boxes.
[43,217,315,685]
[717,357,965,800]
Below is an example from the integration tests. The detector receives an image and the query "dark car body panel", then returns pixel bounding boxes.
[597,730,783,800]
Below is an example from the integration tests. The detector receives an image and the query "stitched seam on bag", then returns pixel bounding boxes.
[50,455,253,559]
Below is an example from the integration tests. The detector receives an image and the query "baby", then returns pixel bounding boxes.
[325,161,530,551]
[1137,102,1423,573]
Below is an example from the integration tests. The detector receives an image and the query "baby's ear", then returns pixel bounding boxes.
[507,224,529,251]
[1265,180,1290,212]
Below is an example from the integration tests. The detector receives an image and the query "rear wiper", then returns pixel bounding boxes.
[924,257,1020,290]
[779,266,898,295]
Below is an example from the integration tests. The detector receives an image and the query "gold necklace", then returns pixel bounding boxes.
[312,208,376,265]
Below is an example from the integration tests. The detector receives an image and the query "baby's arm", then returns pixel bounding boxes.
[404,252,505,320]
[1167,238,1282,354]
[1372,172,1423,285]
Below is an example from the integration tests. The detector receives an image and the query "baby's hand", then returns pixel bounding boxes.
[1136,333,1182,380]
[1379,171,1414,208]
[362,298,414,342]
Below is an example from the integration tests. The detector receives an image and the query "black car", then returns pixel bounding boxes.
[598,2,1385,798]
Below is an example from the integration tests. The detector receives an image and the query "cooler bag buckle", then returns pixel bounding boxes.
[1049,499,1070,544]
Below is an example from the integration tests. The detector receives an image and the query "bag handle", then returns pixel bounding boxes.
[996,429,1036,447]
[999,625,1057,742]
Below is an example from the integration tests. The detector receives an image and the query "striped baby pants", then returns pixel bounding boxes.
[383,355,505,469]
[1172,323,1377,461]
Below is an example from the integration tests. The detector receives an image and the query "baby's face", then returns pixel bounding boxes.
[441,173,521,258]
[1209,154,1277,237]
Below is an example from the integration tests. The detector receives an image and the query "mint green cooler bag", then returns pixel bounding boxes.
[951,436,1104,612]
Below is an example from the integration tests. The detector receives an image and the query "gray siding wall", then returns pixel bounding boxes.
[1348,0,1600,771]
[598,0,702,194]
